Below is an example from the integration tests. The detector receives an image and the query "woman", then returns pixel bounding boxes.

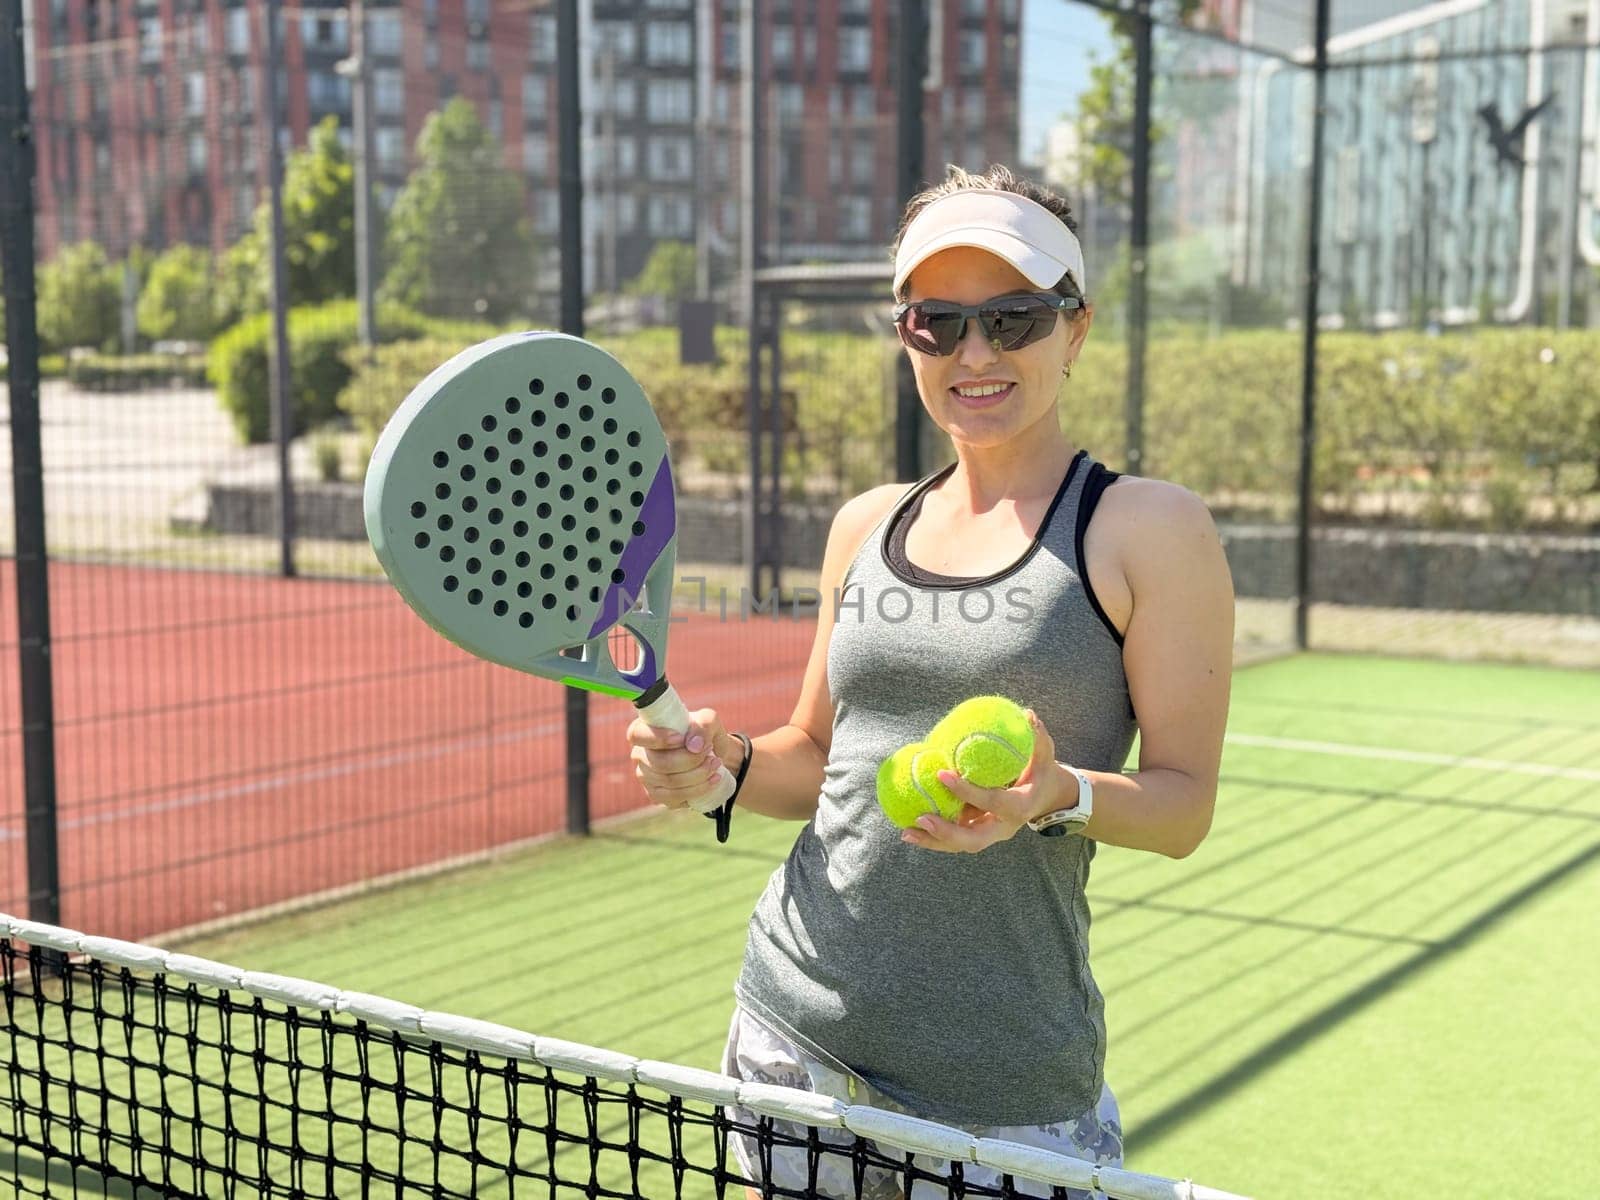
[627,165,1234,1199]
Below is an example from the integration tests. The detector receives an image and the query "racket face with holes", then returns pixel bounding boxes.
[364,331,676,701]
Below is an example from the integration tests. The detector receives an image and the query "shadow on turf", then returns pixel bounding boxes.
[1133,837,1600,1144]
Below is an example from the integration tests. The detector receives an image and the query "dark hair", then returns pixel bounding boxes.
[892,164,1086,305]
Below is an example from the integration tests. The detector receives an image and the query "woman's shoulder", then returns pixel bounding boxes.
[834,481,919,538]
[1090,474,1226,582]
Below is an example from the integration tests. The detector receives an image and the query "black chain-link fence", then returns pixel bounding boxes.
[2,0,1596,943]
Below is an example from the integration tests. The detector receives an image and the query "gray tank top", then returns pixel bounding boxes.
[734,450,1138,1126]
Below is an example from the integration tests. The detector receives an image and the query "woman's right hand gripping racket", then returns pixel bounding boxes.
[363,331,737,827]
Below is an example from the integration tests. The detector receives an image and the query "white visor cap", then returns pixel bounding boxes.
[892,188,1087,300]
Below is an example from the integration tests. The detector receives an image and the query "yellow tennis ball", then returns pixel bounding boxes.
[927,696,1035,789]
[875,741,963,829]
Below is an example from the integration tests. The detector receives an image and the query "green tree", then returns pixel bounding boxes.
[137,243,217,343]
[1071,3,1210,217]
[381,98,534,322]
[37,241,120,351]
[253,115,356,306]
[210,117,356,331]
[627,241,698,299]
[214,235,265,329]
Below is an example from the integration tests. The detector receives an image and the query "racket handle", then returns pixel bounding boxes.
[635,683,737,815]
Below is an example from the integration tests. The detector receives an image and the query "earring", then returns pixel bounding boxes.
[1062,360,1073,379]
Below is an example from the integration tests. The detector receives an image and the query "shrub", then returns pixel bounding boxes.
[209,300,495,443]
[65,352,209,392]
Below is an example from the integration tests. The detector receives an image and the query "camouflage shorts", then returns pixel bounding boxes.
[719,1005,1124,1200]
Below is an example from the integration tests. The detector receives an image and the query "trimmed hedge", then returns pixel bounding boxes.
[332,323,1600,531]
[208,300,499,443]
[65,352,209,392]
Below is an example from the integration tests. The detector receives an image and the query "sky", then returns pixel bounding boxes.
[1017,1,1116,164]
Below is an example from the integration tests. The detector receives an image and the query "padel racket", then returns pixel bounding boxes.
[364,331,736,816]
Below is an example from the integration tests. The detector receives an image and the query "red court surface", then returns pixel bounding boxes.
[0,560,811,941]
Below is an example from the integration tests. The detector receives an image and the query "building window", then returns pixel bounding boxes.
[645,21,692,66]
[839,196,871,239]
[302,13,348,52]
[187,133,207,174]
[839,27,870,72]
[772,25,793,68]
[596,20,635,62]
[375,126,405,170]
[467,39,489,71]
[720,25,739,68]
[369,11,402,56]
[614,193,637,233]
[610,137,637,177]
[524,132,550,175]
[530,15,556,63]
[965,90,984,126]
[647,79,693,124]
[851,86,875,121]
[648,194,693,237]
[139,18,163,65]
[522,74,546,120]
[226,8,249,55]
[962,0,986,18]
[775,84,804,124]
[534,190,559,234]
[185,71,205,116]
[308,70,350,111]
[647,136,692,181]
[620,79,640,117]
[959,31,985,73]
[839,0,871,15]
[375,68,404,117]
[851,135,874,186]
[712,82,733,122]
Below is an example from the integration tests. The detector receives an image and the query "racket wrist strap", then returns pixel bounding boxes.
[705,732,753,844]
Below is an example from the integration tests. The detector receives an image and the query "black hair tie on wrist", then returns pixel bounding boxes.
[705,732,752,844]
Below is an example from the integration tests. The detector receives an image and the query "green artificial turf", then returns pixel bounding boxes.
[6,653,1596,1198]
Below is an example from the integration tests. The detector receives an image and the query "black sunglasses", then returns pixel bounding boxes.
[892,291,1084,357]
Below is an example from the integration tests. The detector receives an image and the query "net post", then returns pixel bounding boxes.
[1296,0,1332,650]
[557,0,591,836]
[0,0,61,930]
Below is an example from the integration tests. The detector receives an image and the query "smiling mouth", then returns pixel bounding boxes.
[950,382,1014,407]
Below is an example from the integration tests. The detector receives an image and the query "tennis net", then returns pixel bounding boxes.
[2,914,1248,1200]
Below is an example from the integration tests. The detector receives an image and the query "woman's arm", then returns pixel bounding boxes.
[1089,480,1234,858]
[628,484,907,822]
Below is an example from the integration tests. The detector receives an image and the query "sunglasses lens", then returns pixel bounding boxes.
[982,297,1057,350]
[899,304,962,355]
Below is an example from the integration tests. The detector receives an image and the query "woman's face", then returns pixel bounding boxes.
[901,245,1092,451]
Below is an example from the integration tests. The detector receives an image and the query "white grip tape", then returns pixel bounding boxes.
[636,684,737,815]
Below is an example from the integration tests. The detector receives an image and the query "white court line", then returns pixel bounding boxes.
[1227,733,1600,783]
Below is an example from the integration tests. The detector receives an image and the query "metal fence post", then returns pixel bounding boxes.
[0,0,62,929]
[1296,0,1332,649]
[263,0,296,578]
[893,0,926,483]
[1125,0,1152,478]
[557,0,590,836]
